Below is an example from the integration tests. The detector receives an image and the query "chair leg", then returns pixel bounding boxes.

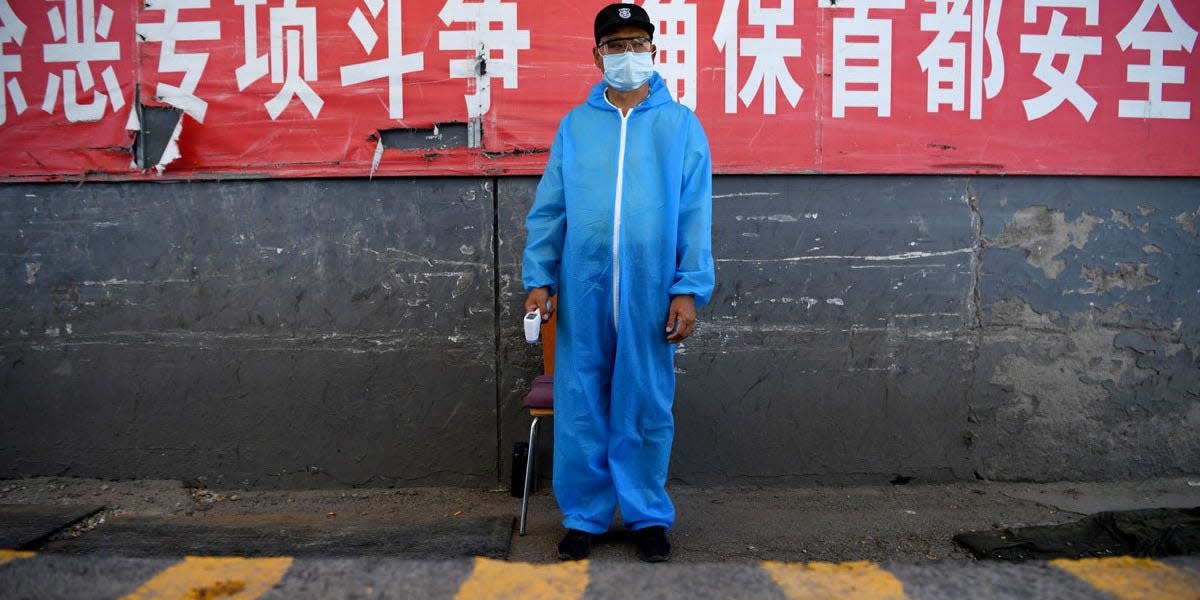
[519,416,541,536]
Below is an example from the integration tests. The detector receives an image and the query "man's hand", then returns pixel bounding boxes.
[525,287,554,320]
[665,295,697,343]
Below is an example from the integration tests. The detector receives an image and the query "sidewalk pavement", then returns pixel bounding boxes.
[0,476,1196,564]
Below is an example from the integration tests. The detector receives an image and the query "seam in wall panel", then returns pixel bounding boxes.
[492,177,503,485]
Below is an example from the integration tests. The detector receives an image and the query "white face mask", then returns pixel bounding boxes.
[602,51,654,92]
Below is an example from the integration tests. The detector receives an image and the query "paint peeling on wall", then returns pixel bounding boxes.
[1175,209,1199,235]
[986,296,1061,329]
[974,298,1198,481]
[988,206,1103,279]
[971,178,1200,482]
[1079,263,1158,294]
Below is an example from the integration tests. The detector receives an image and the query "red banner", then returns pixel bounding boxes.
[1,0,1197,180]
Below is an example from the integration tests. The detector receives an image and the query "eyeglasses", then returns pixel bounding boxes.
[597,35,652,55]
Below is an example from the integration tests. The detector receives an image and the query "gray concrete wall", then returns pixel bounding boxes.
[1,179,498,487]
[3,176,1198,487]
[971,179,1200,481]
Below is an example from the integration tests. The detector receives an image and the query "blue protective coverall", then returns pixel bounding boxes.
[522,72,715,533]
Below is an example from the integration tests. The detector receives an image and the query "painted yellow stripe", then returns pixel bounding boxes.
[0,550,36,566]
[763,560,907,600]
[454,556,588,600]
[120,556,293,600]
[1052,556,1200,600]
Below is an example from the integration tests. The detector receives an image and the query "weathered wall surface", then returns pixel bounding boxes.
[675,176,979,484]
[495,175,1200,486]
[971,178,1200,481]
[2,176,1197,487]
[1,179,498,487]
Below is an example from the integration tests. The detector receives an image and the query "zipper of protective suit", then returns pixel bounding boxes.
[611,106,631,331]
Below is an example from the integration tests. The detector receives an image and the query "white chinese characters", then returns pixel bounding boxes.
[235,0,322,120]
[642,0,697,109]
[821,0,905,118]
[1020,0,1101,121]
[918,0,1004,119]
[341,0,424,120]
[1117,0,1197,120]
[714,0,803,115]
[137,0,221,123]
[0,1,27,124]
[0,1,1195,143]
[438,0,529,147]
[42,0,125,122]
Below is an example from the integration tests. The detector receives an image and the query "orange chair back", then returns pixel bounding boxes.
[541,295,557,375]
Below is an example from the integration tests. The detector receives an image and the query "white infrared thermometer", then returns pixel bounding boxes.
[524,310,542,343]
[523,299,552,344]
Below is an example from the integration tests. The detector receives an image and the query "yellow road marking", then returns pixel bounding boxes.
[120,556,293,600]
[1052,556,1200,600]
[763,560,907,600]
[0,550,36,566]
[454,557,588,600]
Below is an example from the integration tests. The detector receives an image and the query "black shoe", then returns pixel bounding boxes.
[557,529,593,561]
[634,526,671,562]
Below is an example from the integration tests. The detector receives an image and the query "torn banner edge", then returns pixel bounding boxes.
[125,99,184,175]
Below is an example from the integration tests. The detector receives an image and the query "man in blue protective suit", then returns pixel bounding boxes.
[521,3,715,562]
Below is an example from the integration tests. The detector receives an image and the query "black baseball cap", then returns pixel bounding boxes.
[594,3,655,44]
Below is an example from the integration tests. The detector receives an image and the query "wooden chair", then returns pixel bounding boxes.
[518,301,556,536]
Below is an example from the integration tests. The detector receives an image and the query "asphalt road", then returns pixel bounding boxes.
[1,550,1198,599]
